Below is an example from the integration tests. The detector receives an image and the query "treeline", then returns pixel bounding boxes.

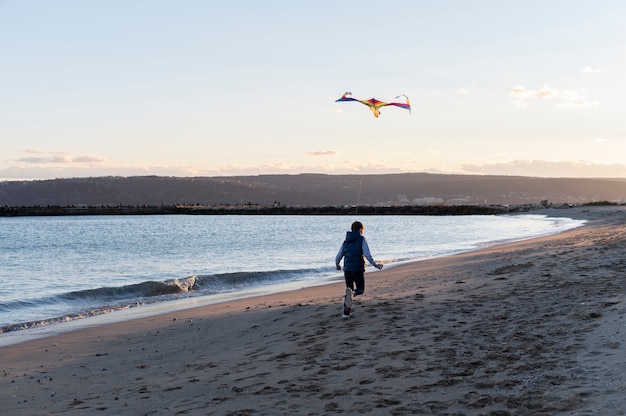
[1,174,625,207]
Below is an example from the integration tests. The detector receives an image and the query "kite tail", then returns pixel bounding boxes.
[395,94,411,114]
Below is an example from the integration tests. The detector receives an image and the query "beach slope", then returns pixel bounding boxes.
[2,206,625,415]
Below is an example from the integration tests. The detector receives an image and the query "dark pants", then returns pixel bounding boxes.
[344,270,365,295]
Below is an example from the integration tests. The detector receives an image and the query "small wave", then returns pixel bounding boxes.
[193,268,321,293]
[60,275,199,301]
[1,302,144,334]
[49,270,319,304]
[0,268,326,333]
[0,277,199,333]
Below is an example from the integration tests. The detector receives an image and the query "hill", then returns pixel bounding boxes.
[1,173,625,207]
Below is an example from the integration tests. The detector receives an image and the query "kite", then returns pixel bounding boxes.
[335,92,411,118]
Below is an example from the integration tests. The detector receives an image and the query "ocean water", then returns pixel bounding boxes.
[0,214,584,336]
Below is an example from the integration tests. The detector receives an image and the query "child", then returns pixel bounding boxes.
[335,221,383,318]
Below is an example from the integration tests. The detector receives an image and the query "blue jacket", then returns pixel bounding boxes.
[335,231,378,271]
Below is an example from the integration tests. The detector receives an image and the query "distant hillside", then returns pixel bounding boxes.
[1,173,625,207]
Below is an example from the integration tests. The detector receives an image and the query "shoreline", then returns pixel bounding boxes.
[1,206,625,414]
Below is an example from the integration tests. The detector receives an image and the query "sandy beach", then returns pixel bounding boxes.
[1,206,625,415]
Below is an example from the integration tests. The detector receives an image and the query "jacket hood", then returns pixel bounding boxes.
[345,231,362,243]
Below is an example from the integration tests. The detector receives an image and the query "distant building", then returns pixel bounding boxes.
[446,198,472,206]
[412,197,444,206]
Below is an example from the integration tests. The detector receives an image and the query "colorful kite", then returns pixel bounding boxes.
[335,92,411,117]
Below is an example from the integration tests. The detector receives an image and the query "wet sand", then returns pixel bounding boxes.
[1,206,625,415]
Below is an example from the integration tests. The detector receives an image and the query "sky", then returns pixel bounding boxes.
[1,0,626,181]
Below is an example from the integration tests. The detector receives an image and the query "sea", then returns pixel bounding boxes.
[0,213,585,344]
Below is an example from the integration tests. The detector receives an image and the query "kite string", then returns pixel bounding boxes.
[355,175,363,215]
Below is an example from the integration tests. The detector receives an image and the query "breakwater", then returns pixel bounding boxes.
[0,203,543,217]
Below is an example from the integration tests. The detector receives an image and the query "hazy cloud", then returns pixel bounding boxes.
[456,81,477,95]
[307,151,337,157]
[25,149,67,154]
[17,153,105,164]
[74,155,105,163]
[510,85,559,99]
[556,90,598,108]
[582,65,600,73]
[510,85,597,108]
[460,159,626,178]
[3,156,626,181]
[0,159,407,181]
[18,155,72,164]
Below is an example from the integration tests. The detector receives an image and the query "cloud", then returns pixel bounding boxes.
[16,153,105,164]
[0,158,408,181]
[556,90,598,108]
[510,85,559,99]
[307,151,337,157]
[510,85,598,108]
[456,81,477,95]
[582,65,600,73]
[3,150,626,181]
[18,155,72,164]
[74,155,105,163]
[25,149,67,154]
